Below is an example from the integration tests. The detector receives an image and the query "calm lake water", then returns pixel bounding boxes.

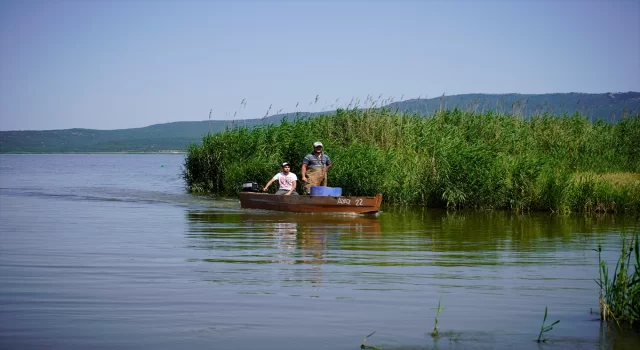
[1,154,638,350]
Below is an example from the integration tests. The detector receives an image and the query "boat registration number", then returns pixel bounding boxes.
[337,198,363,206]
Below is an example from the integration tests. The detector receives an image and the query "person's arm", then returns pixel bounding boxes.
[325,154,333,169]
[263,177,276,192]
[301,164,308,182]
[286,180,297,195]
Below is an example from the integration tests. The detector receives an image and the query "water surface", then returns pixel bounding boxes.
[1,154,638,349]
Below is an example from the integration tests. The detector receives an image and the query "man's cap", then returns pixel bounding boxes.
[282,162,290,167]
[313,141,323,147]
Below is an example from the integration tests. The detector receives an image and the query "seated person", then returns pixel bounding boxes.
[263,162,299,195]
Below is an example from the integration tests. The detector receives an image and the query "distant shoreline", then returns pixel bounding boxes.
[0,151,187,155]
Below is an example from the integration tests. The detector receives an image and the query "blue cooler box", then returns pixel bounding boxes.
[310,186,342,196]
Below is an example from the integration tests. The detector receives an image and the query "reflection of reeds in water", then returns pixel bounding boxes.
[374,208,638,255]
[448,330,461,342]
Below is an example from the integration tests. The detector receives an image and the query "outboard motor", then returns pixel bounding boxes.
[242,182,260,192]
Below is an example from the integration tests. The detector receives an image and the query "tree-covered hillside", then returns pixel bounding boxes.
[386,92,640,120]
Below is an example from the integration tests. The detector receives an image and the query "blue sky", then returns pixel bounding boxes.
[1,0,638,131]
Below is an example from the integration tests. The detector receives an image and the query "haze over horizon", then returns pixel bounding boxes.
[1,0,639,131]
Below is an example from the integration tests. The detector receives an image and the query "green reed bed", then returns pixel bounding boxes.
[595,233,640,326]
[182,108,640,213]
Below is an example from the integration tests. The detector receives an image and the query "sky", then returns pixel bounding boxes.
[0,0,639,131]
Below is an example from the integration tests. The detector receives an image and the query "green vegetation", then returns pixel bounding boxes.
[182,106,640,213]
[536,306,560,343]
[360,331,382,350]
[430,299,444,337]
[595,233,640,326]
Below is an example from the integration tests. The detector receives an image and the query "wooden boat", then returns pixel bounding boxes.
[239,192,383,214]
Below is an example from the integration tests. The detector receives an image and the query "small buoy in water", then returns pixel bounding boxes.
[161,165,165,167]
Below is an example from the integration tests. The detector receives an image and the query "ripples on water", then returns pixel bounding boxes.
[1,154,638,350]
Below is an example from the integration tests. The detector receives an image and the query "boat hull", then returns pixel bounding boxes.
[239,192,383,214]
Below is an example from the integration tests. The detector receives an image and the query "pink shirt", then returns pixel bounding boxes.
[272,172,298,190]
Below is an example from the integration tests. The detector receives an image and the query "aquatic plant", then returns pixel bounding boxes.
[595,233,640,325]
[536,306,560,343]
[448,330,462,342]
[360,331,383,350]
[183,100,640,213]
[431,299,444,337]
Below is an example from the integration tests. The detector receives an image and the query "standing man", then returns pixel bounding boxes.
[301,141,332,194]
[263,162,299,195]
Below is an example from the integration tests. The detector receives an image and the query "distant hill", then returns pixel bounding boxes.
[0,114,309,153]
[1,92,638,153]
[385,92,640,120]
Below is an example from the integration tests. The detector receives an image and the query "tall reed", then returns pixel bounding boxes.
[431,299,444,337]
[182,107,640,212]
[536,306,560,342]
[595,233,640,325]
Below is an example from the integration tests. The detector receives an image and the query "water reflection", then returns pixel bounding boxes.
[186,207,638,267]
[186,210,383,287]
[186,210,382,265]
[378,206,639,252]
[183,206,640,349]
[5,154,640,350]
